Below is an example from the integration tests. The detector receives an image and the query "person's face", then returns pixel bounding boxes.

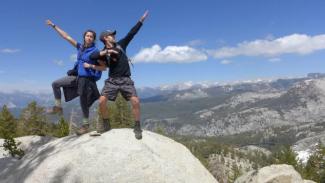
[105,34,116,44]
[84,32,95,45]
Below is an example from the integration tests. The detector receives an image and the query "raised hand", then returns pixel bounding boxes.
[46,19,77,48]
[139,10,149,23]
[46,19,54,27]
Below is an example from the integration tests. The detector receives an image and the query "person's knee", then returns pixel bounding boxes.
[131,97,140,106]
[52,81,59,88]
[99,96,107,106]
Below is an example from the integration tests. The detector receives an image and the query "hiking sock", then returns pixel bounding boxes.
[55,99,62,107]
[83,118,89,126]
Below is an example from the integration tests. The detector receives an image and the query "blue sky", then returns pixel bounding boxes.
[1,0,325,92]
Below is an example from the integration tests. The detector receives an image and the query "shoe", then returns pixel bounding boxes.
[133,122,143,140]
[47,106,63,115]
[75,124,89,136]
[89,131,101,136]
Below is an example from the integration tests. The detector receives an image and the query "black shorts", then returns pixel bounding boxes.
[101,77,137,101]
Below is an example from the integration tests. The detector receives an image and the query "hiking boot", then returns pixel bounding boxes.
[133,122,143,140]
[89,131,101,136]
[47,106,63,115]
[97,119,111,134]
[90,120,111,136]
[103,120,111,132]
[75,124,89,136]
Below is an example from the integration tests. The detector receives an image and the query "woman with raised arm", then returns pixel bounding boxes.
[46,20,105,135]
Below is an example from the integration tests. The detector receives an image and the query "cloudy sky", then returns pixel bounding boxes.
[1,0,325,92]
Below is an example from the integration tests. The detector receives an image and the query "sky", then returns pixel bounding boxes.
[1,0,325,92]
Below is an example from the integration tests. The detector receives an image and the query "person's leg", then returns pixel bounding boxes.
[95,95,111,133]
[97,78,118,133]
[99,96,109,119]
[121,77,142,139]
[80,92,90,124]
[50,76,77,114]
[129,96,142,139]
[76,77,90,124]
[129,96,140,122]
[76,77,90,135]
[52,76,77,103]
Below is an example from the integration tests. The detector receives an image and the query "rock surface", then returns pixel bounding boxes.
[0,129,217,183]
[0,136,55,158]
[234,164,315,183]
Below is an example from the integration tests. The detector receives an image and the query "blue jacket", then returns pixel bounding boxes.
[76,43,101,80]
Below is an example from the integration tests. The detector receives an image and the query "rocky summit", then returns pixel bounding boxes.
[0,130,217,183]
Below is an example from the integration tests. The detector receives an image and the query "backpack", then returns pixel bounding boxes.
[67,62,78,76]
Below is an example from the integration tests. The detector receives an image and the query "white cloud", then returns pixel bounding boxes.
[209,33,325,58]
[70,54,77,62]
[268,58,281,62]
[220,60,232,64]
[53,59,64,66]
[1,48,20,53]
[132,44,208,63]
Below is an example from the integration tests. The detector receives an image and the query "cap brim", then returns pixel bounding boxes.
[109,30,116,35]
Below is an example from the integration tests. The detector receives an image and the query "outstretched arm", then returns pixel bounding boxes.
[90,49,119,60]
[46,19,78,48]
[119,10,149,49]
[83,61,107,71]
[139,10,149,23]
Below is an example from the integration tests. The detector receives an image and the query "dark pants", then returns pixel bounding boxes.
[52,76,99,119]
[52,76,77,100]
[78,77,100,118]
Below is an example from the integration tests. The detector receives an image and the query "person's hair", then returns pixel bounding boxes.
[83,29,96,46]
[100,37,105,44]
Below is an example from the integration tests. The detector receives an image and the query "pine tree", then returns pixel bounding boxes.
[0,105,17,138]
[108,93,133,128]
[305,155,317,181]
[303,142,325,182]
[0,105,24,158]
[274,145,298,168]
[57,117,69,137]
[3,135,24,159]
[320,171,325,183]
[18,101,49,136]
